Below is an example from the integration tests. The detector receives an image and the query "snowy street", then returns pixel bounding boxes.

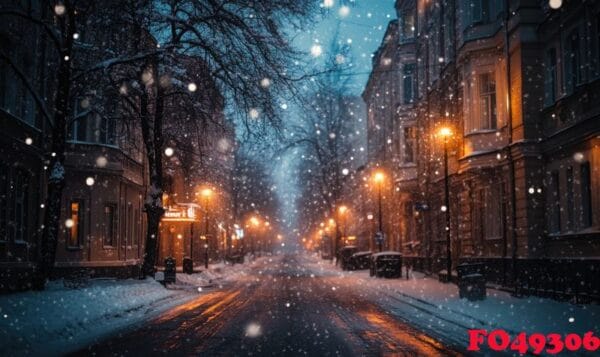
[74,254,463,356]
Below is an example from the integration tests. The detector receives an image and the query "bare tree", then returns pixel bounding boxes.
[285,33,357,253]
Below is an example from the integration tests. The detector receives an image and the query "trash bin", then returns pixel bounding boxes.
[182,257,193,274]
[164,257,176,283]
[457,263,486,301]
[458,273,486,301]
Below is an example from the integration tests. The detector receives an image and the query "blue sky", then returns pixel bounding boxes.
[293,0,397,95]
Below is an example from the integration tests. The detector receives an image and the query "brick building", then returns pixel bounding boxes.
[365,0,600,299]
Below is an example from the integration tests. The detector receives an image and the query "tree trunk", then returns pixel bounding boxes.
[140,60,165,277]
[33,10,75,289]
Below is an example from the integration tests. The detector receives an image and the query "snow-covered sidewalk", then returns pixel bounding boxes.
[302,253,600,350]
[0,259,253,356]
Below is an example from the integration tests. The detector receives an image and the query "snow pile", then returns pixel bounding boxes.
[301,253,600,348]
[0,278,196,355]
[173,261,251,289]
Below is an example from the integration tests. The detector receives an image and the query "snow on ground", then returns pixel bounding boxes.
[301,253,600,350]
[0,260,253,356]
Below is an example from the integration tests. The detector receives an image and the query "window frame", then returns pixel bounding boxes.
[103,203,117,248]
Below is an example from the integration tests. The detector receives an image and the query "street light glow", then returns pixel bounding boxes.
[373,171,385,183]
[338,205,348,214]
[201,188,213,198]
[438,127,452,138]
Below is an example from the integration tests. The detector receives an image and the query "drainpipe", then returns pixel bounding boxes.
[504,0,519,290]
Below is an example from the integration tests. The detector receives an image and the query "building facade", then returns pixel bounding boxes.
[364,0,600,299]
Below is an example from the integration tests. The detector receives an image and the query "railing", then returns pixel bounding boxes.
[403,256,600,303]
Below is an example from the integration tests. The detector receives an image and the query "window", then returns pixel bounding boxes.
[483,185,502,239]
[548,171,561,234]
[0,164,7,242]
[544,48,558,106]
[400,9,415,42]
[470,0,486,24]
[581,162,593,228]
[403,64,415,104]
[68,201,84,247]
[103,204,116,246]
[564,28,582,93]
[566,166,575,231]
[133,208,140,246]
[472,188,484,243]
[13,169,29,242]
[127,204,133,247]
[478,73,497,130]
[403,127,416,163]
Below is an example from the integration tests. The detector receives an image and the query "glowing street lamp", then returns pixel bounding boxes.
[337,205,349,247]
[201,188,213,269]
[438,126,453,282]
[372,170,386,252]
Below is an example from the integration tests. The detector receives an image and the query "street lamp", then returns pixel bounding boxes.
[372,170,385,252]
[438,126,452,283]
[338,205,348,246]
[201,188,213,269]
[249,215,260,256]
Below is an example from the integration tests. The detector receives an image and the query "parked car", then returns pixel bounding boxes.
[347,251,372,270]
[337,246,358,270]
[370,251,402,278]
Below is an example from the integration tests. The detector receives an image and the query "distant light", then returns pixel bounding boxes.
[310,44,323,57]
[164,147,174,157]
[187,83,197,92]
[549,0,562,9]
[85,177,95,186]
[25,137,33,145]
[339,5,350,17]
[323,0,334,8]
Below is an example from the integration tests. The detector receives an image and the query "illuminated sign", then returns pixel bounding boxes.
[161,203,201,222]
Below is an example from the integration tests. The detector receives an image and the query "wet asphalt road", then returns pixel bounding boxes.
[74,254,462,356]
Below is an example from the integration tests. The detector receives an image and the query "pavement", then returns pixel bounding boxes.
[73,254,463,356]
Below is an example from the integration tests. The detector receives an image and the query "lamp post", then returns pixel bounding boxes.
[373,171,385,252]
[439,127,452,283]
[201,188,213,269]
[338,205,348,244]
[249,216,260,257]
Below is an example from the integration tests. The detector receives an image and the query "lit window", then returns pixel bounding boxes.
[68,201,84,247]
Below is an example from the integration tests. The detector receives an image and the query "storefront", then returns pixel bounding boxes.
[158,203,202,267]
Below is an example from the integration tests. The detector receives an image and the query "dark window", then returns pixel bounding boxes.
[484,185,502,239]
[134,208,140,246]
[403,64,415,104]
[549,171,561,233]
[0,163,8,242]
[566,166,575,231]
[68,201,84,247]
[479,73,497,129]
[13,169,29,242]
[400,9,415,42]
[127,204,133,247]
[103,204,116,246]
[581,162,593,228]
[544,48,558,106]
[565,28,582,93]
[403,127,416,163]
[470,0,487,24]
